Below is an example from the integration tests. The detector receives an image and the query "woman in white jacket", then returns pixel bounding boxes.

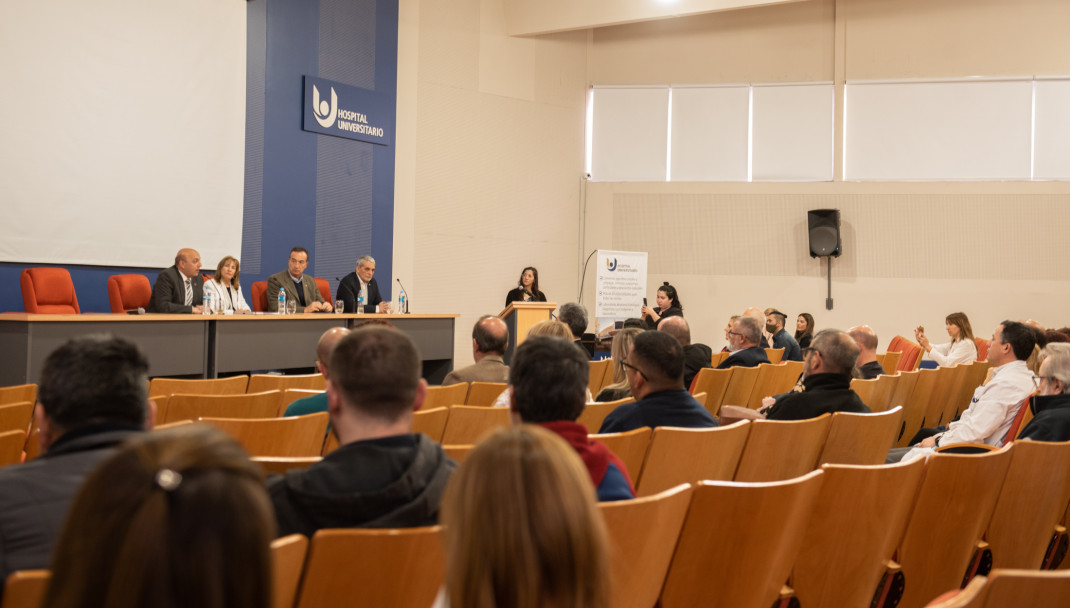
[203,255,251,313]
[915,311,978,366]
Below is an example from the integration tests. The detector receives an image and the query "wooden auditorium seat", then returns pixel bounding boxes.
[271,534,309,608]
[0,402,34,434]
[439,406,510,445]
[253,456,322,476]
[464,382,507,406]
[423,383,468,409]
[0,430,26,467]
[591,427,651,482]
[161,390,281,424]
[148,375,249,399]
[0,384,37,407]
[411,407,450,442]
[923,569,1070,608]
[577,397,633,434]
[818,406,904,466]
[198,412,330,457]
[689,367,732,415]
[1,570,51,608]
[634,421,750,497]
[734,414,832,482]
[247,373,325,394]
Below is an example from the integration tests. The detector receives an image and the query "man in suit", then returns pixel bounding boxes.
[265,247,332,313]
[717,316,771,369]
[442,315,510,384]
[336,255,386,313]
[148,248,205,313]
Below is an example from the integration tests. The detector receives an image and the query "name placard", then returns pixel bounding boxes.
[302,76,393,146]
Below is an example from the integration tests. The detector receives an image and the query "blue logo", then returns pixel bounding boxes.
[606,258,617,271]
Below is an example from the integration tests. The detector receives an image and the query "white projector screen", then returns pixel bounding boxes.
[0,0,246,267]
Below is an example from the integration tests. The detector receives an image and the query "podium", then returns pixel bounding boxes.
[498,302,557,364]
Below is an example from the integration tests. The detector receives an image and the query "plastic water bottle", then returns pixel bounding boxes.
[278,287,287,315]
[357,292,364,314]
[398,289,407,314]
[202,290,212,315]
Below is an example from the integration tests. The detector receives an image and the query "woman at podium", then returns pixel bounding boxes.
[504,266,547,307]
[641,282,683,329]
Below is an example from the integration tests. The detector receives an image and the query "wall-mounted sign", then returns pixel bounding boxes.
[302,76,393,146]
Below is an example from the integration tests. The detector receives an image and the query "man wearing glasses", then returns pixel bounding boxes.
[716,316,771,370]
[762,330,870,421]
[1006,343,1070,441]
[598,331,716,433]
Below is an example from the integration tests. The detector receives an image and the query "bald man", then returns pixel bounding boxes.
[658,316,712,390]
[743,307,771,348]
[148,248,205,313]
[849,325,885,379]
[443,315,510,384]
[285,327,350,417]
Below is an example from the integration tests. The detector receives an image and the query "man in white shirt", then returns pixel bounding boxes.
[889,320,1036,462]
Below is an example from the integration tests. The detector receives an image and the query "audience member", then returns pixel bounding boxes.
[1046,330,1070,344]
[742,307,771,348]
[658,316,712,390]
[201,255,251,313]
[641,282,683,329]
[891,320,1037,462]
[509,337,635,501]
[1017,344,1070,441]
[915,312,977,366]
[716,316,771,369]
[266,246,332,313]
[762,330,871,420]
[598,331,716,433]
[284,327,350,417]
[443,315,510,384]
[595,328,642,402]
[147,248,204,313]
[720,314,740,352]
[795,312,815,349]
[504,266,547,306]
[0,335,150,586]
[491,320,586,408]
[337,254,386,313]
[437,426,609,608]
[268,326,456,535]
[849,325,885,379]
[765,309,803,361]
[622,318,646,330]
[44,425,274,608]
[559,302,595,358]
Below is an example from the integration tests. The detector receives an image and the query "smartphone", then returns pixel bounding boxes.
[643,298,647,306]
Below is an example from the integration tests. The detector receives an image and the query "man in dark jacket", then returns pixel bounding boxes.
[763,329,871,420]
[717,316,771,369]
[766,309,803,362]
[268,326,456,536]
[1017,345,1070,441]
[0,335,150,587]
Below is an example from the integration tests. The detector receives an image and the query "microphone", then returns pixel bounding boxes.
[396,278,410,314]
[523,288,534,298]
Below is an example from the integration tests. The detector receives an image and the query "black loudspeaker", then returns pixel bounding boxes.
[807,209,841,258]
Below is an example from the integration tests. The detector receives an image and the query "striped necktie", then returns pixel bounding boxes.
[184,278,193,306]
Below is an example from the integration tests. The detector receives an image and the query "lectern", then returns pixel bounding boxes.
[498,302,557,364]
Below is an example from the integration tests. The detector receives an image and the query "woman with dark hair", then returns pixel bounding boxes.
[203,255,251,313]
[641,282,683,329]
[505,267,547,306]
[795,313,815,349]
[44,425,275,608]
[915,311,978,367]
[437,426,609,608]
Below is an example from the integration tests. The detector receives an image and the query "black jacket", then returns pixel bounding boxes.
[1018,393,1070,442]
[765,373,871,421]
[337,272,383,313]
[717,346,770,370]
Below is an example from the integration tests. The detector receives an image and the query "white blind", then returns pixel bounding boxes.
[669,86,749,181]
[1034,79,1070,179]
[844,80,1033,180]
[591,87,669,181]
[751,84,834,182]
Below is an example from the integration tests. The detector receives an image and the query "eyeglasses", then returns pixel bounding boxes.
[621,358,647,381]
[726,330,743,338]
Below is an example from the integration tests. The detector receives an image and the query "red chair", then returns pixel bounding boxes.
[975,337,990,361]
[251,281,268,312]
[315,278,332,304]
[888,335,922,372]
[20,268,80,314]
[107,274,152,313]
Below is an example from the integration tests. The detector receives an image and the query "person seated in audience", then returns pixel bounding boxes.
[442,315,510,385]
[761,330,871,421]
[147,248,204,313]
[43,425,274,608]
[595,328,642,402]
[337,255,387,314]
[849,325,885,379]
[598,330,716,433]
[641,282,683,330]
[1046,329,1070,344]
[743,307,772,348]
[889,320,1037,462]
[716,316,771,369]
[268,326,456,535]
[509,337,635,501]
[202,255,251,313]
[658,316,712,391]
[504,266,547,306]
[284,327,350,417]
[0,335,151,589]
[1017,344,1070,442]
[720,314,740,352]
[266,246,332,313]
[560,302,596,358]
[795,312,815,349]
[915,312,977,366]
[765,309,803,361]
[436,426,610,608]
[491,320,592,407]
[622,317,646,330]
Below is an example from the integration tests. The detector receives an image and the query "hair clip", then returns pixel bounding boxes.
[155,468,183,491]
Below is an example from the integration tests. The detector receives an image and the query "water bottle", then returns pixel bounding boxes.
[357,292,364,314]
[202,290,212,315]
[398,289,407,314]
[278,287,287,315]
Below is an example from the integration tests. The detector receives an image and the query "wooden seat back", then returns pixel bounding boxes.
[577,398,633,434]
[294,527,444,608]
[439,406,511,445]
[635,421,751,497]
[924,365,959,428]
[589,359,613,395]
[659,471,825,607]
[710,351,729,367]
[775,360,805,394]
[199,412,329,457]
[253,456,322,476]
[412,407,450,442]
[0,402,34,434]
[765,347,785,364]
[978,569,1070,607]
[148,375,249,399]
[599,484,694,608]
[424,383,468,409]
[442,444,474,463]
[277,389,324,416]
[792,460,926,608]
[0,429,26,467]
[882,351,901,373]
[0,384,36,407]
[871,372,900,412]
[818,406,904,466]
[721,365,760,408]
[247,373,325,394]
[162,390,281,424]
[271,534,308,608]
[22,428,40,461]
[689,367,732,416]
[939,362,976,425]
[464,382,507,406]
[897,368,939,448]
[734,414,832,482]
[1,570,51,608]
[746,363,784,409]
[850,377,879,410]
[591,427,651,481]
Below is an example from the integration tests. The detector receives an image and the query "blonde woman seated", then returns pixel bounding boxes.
[491,320,593,407]
[435,426,609,608]
[44,425,274,608]
[595,327,642,402]
[915,311,978,366]
[203,255,251,313]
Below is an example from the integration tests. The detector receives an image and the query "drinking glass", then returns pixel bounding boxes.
[285,299,297,315]
[334,300,344,314]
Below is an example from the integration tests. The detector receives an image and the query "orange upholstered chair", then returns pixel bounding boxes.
[315,278,332,303]
[251,281,269,312]
[975,337,990,361]
[20,268,80,314]
[106,274,152,313]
